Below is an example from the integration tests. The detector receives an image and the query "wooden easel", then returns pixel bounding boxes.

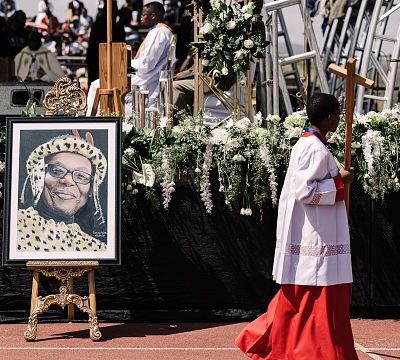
[91,0,123,116]
[328,58,374,211]
[24,261,101,341]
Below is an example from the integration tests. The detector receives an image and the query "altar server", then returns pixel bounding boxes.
[235,93,358,360]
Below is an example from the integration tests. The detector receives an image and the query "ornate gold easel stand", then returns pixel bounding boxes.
[24,261,102,341]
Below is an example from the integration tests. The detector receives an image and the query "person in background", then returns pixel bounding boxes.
[68,0,85,17]
[79,7,93,32]
[14,30,64,82]
[0,0,16,19]
[86,0,175,114]
[129,0,174,104]
[0,10,29,59]
[37,0,53,14]
[235,93,358,360]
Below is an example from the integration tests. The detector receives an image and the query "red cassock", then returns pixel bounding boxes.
[235,284,359,360]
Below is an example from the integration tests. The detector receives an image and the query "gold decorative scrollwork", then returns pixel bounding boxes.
[43,75,87,116]
[24,284,102,341]
[37,268,90,282]
[25,261,101,342]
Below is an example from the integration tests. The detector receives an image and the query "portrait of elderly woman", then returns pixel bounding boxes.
[17,130,108,253]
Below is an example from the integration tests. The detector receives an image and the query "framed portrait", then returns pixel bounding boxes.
[2,117,121,265]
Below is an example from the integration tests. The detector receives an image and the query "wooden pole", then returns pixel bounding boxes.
[328,58,374,212]
[343,58,356,210]
[67,277,74,320]
[88,270,97,314]
[30,271,39,315]
[193,2,199,115]
[106,0,112,91]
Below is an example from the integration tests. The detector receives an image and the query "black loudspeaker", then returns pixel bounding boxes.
[0,82,53,119]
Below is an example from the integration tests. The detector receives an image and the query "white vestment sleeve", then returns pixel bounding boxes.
[132,29,169,74]
[294,147,337,205]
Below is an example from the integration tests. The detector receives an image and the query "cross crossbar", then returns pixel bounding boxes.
[328,64,374,88]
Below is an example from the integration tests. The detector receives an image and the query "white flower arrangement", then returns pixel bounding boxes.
[118,106,400,214]
[192,1,268,81]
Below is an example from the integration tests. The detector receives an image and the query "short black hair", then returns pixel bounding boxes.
[143,2,165,17]
[306,93,340,126]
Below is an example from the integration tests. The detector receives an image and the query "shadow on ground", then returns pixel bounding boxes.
[33,322,238,342]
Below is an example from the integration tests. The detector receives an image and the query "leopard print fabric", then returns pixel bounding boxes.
[17,207,107,252]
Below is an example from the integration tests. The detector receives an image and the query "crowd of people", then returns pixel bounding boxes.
[0,0,188,90]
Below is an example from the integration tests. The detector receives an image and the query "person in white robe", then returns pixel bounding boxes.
[86,0,175,115]
[236,93,359,360]
[14,31,64,82]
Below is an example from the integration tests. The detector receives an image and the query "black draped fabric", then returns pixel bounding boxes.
[0,181,399,321]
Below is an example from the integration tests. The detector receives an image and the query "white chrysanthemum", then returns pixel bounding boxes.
[210,128,229,145]
[266,114,281,125]
[171,125,184,134]
[241,3,254,14]
[233,154,246,162]
[327,132,342,145]
[284,111,307,129]
[226,20,236,30]
[225,119,234,128]
[201,58,209,66]
[221,67,229,75]
[199,22,213,35]
[225,138,240,150]
[210,0,221,9]
[235,117,252,130]
[124,148,135,157]
[234,49,245,60]
[244,39,254,49]
[122,121,134,134]
[285,127,303,139]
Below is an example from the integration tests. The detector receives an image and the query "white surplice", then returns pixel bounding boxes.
[272,135,353,286]
[131,24,174,102]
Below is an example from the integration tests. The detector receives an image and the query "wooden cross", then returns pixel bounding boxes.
[328,58,374,211]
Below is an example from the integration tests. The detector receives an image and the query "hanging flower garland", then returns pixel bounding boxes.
[121,105,400,215]
[0,107,399,215]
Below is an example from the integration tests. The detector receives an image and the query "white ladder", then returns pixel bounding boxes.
[263,0,329,115]
[355,0,400,112]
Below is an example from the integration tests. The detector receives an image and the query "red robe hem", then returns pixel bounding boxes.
[235,284,359,360]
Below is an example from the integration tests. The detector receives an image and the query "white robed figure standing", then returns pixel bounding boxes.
[236,93,359,360]
[87,0,175,114]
